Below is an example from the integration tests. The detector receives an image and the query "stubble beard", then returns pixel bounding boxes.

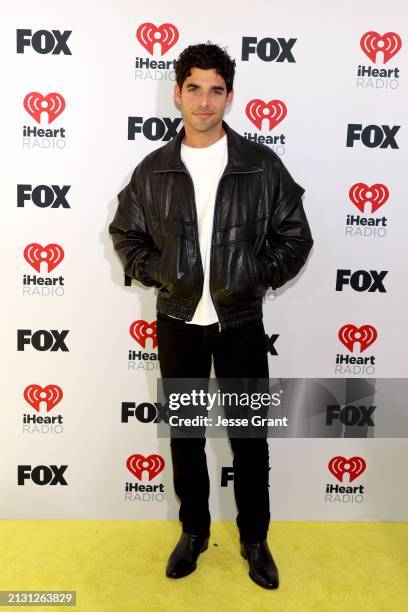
[185,112,222,134]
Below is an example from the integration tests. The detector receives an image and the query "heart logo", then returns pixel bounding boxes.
[129,320,157,349]
[23,384,64,412]
[338,324,378,353]
[328,456,366,482]
[245,99,287,131]
[126,454,165,480]
[360,31,402,64]
[23,92,66,124]
[349,183,389,214]
[136,23,179,55]
[23,243,64,273]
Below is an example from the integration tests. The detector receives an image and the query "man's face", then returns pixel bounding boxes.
[174,67,233,135]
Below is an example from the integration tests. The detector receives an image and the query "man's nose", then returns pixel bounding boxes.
[198,92,211,106]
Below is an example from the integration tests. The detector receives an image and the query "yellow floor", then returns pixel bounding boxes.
[0,521,407,611]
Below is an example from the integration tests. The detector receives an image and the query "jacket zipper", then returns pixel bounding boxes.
[210,167,263,331]
[211,173,227,331]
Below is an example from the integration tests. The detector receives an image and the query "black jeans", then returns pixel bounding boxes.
[156,312,270,543]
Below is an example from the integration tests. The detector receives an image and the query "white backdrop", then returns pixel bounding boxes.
[1,0,407,520]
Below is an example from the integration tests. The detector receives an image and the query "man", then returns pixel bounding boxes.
[109,42,313,589]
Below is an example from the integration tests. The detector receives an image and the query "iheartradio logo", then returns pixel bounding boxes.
[349,183,389,214]
[23,92,66,124]
[126,453,165,480]
[129,320,157,349]
[136,23,179,55]
[338,324,377,353]
[328,456,366,482]
[360,32,402,64]
[24,384,63,412]
[23,243,64,273]
[245,99,287,131]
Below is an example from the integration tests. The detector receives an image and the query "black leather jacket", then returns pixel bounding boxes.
[109,120,313,330]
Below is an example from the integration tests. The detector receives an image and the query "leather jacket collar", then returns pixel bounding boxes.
[153,120,262,175]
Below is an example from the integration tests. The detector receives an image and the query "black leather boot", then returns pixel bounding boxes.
[240,539,279,589]
[166,532,210,578]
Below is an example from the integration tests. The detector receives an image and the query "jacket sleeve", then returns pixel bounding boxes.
[258,160,313,290]
[108,166,162,288]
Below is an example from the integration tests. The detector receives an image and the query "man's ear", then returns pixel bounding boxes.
[174,83,181,105]
[226,88,234,108]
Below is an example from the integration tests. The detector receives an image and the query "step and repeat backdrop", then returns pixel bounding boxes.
[2,0,407,520]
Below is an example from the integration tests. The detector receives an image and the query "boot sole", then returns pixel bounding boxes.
[200,540,209,552]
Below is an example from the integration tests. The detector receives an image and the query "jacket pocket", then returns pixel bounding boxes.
[157,236,195,296]
[143,250,161,283]
[212,242,266,306]
[248,246,267,293]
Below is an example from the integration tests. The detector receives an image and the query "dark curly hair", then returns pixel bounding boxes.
[174,42,236,94]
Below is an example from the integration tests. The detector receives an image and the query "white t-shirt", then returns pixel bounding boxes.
[181,133,228,325]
